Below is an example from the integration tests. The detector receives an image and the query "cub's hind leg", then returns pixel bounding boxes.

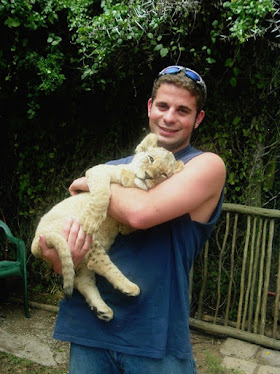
[75,264,113,321]
[86,242,140,297]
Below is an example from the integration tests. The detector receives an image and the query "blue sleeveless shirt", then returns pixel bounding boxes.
[53,144,224,359]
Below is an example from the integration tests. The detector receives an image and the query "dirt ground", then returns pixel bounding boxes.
[0,296,225,374]
[191,330,225,373]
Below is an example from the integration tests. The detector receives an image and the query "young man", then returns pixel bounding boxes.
[40,66,226,374]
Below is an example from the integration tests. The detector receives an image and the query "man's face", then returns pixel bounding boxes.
[148,83,205,153]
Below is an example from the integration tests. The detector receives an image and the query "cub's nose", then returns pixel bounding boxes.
[145,171,152,179]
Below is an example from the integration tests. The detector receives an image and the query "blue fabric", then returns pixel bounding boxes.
[69,343,197,374]
[53,144,224,360]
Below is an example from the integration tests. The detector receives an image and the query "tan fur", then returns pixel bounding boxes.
[31,133,184,321]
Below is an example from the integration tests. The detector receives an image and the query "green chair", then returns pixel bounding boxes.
[0,219,30,317]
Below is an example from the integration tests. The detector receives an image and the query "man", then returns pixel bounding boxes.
[40,65,226,373]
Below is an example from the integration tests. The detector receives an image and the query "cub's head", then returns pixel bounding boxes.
[132,133,184,190]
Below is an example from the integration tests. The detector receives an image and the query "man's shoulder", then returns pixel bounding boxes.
[106,155,134,166]
[196,151,225,169]
[188,150,225,166]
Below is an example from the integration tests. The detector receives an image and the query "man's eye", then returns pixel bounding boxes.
[179,109,188,115]
[148,155,154,163]
[157,103,168,110]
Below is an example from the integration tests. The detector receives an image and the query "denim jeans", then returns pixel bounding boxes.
[69,343,197,374]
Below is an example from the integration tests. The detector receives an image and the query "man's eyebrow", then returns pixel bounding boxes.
[155,100,168,105]
[155,101,192,112]
[178,104,191,112]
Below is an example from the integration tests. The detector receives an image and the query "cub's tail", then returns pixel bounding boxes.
[31,233,75,300]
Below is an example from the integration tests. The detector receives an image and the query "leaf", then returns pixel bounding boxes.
[225,58,233,67]
[206,57,216,64]
[154,44,163,51]
[160,47,169,57]
[5,17,20,28]
[212,20,219,27]
[233,116,241,125]
[230,77,237,87]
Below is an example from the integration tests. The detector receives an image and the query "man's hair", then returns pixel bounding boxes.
[151,71,206,114]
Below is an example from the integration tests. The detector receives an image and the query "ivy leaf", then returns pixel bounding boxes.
[5,17,20,28]
[225,58,233,67]
[160,47,169,57]
[154,44,163,51]
[230,77,237,87]
[233,116,241,125]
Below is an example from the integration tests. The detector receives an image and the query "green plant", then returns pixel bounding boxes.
[0,352,67,374]
[205,350,245,374]
[223,0,275,42]
[1,0,280,297]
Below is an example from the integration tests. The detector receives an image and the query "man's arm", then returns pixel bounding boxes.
[108,152,226,229]
[69,177,89,195]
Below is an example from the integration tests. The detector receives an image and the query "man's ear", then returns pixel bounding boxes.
[194,110,205,129]
[147,98,152,118]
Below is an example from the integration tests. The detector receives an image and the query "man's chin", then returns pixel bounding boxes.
[157,137,175,151]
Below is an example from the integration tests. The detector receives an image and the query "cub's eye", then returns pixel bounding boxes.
[148,155,154,163]
[161,173,168,178]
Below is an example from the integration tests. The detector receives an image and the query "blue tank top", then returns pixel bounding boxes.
[53,144,224,359]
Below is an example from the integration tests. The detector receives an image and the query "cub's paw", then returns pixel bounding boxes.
[93,305,114,321]
[121,282,140,297]
[120,170,135,187]
[134,178,148,190]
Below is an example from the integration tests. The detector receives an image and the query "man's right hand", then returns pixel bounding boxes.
[39,218,92,274]
[69,177,89,196]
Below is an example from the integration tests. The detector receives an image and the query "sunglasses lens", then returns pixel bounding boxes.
[161,66,181,75]
[185,70,201,82]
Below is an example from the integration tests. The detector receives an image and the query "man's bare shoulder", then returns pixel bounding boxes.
[182,151,226,181]
[188,151,225,166]
[183,152,226,223]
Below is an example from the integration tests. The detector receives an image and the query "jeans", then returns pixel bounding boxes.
[69,343,197,374]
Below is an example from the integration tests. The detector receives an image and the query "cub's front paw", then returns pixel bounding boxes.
[134,178,148,190]
[94,305,114,321]
[120,281,140,297]
[120,170,135,187]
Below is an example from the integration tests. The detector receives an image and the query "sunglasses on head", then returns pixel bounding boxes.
[158,65,206,102]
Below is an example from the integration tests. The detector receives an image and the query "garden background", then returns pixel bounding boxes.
[0,0,279,295]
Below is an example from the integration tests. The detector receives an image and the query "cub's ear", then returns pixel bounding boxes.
[135,133,158,153]
[174,160,184,174]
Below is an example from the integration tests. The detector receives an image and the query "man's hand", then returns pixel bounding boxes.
[39,218,92,274]
[69,177,89,196]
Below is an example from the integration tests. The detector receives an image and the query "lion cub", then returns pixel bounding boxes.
[31,133,184,321]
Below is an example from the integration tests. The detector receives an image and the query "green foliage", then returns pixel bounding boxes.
[1,0,280,291]
[223,0,275,42]
[67,0,201,87]
[205,351,245,373]
[0,0,203,116]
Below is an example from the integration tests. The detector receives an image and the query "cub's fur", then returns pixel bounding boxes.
[31,133,184,321]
